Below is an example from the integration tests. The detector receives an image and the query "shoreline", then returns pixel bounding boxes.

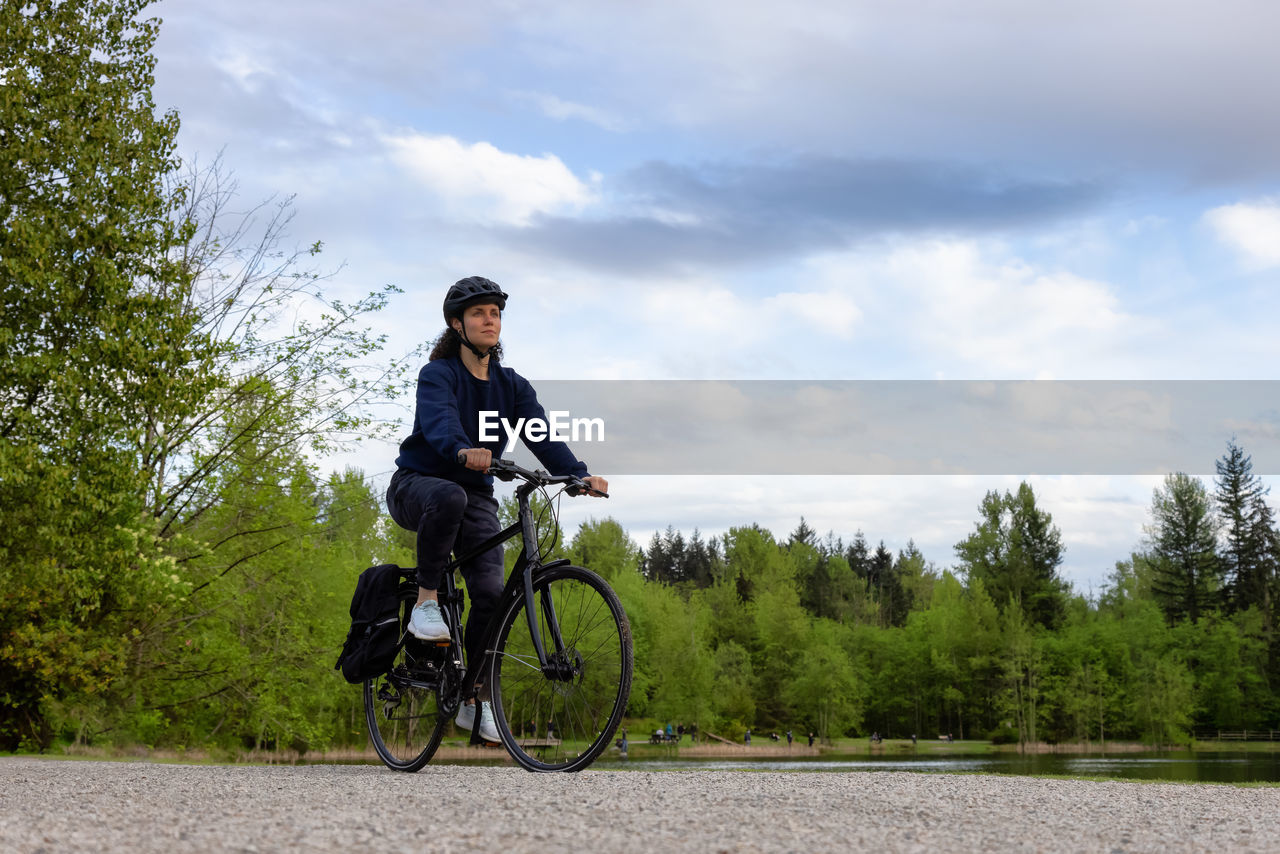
[29,737,1280,766]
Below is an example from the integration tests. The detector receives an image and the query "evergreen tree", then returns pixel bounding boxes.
[1146,473,1221,624]
[866,541,908,627]
[894,540,933,614]
[1215,440,1272,614]
[641,530,670,583]
[845,531,870,582]
[685,529,714,588]
[664,526,688,584]
[820,530,844,559]
[1214,441,1277,625]
[789,517,817,547]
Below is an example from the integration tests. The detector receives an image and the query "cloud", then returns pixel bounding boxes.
[210,48,273,94]
[382,132,597,226]
[507,0,1280,179]
[155,0,1280,184]
[1203,198,1280,269]
[549,473,1160,593]
[499,157,1104,273]
[875,240,1137,378]
[771,291,861,339]
[509,91,627,132]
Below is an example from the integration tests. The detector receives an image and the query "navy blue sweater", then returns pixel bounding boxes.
[394,357,591,489]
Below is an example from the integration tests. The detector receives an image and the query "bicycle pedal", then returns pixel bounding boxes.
[433,640,452,647]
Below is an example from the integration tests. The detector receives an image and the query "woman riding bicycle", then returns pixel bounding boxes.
[385,276,608,743]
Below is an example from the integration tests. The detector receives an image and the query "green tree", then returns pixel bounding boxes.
[1179,612,1269,731]
[639,583,714,729]
[997,603,1042,744]
[0,0,194,749]
[683,529,718,589]
[567,517,641,582]
[1146,473,1221,623]
[866,540,909,627]
[955,483,1067,630]
[895,540,936,613]
[1214,440,1276,622]
[709,640,755,729]
[785,620,863,741]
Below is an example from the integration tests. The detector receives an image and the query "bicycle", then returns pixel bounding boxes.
[363,458,633,773]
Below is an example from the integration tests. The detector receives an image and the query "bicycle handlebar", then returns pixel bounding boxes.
[455,453,609,498]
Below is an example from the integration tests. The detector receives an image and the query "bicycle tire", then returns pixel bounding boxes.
[489,565,633,772]
[364,582,452,772]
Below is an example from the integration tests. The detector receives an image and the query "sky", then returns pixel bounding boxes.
[149,0,1280,594]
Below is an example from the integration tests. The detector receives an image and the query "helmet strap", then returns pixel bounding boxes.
[455,320,491,361]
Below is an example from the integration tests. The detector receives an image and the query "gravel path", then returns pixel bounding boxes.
[2,756,1277,853]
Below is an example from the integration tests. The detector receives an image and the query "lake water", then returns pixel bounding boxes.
[595,751,1280,783]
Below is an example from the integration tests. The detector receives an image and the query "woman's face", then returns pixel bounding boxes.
[455,302,502,348]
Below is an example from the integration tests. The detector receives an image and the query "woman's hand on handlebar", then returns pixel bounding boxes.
[457,448,493,471]
[576,475,609,497]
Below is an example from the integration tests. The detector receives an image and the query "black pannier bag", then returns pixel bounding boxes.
[335,563,405,683]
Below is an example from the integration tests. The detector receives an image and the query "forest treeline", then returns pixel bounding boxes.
[617,441,1280,744]
[3,1,1278,754]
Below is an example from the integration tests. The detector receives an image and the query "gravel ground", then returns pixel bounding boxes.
[2,756,1278,853]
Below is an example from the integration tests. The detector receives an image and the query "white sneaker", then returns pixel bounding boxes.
[406,600,449,641]
[455,701,500,743]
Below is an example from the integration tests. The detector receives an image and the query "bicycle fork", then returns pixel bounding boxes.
[521,563,577,681]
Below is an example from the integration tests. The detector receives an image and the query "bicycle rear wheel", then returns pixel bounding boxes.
[489,565,632,772]
[364,582,453,772]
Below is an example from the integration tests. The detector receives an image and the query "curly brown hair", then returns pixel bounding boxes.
[428,327,504,362]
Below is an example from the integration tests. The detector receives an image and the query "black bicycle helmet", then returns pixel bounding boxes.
[443,276,508,322]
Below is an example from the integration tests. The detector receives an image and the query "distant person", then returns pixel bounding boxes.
[745,729,751,745]
[807,732,814,747]
[666,723,673,739]
[786,730,793,746]
[911,733,917,746]
[690,723,697,742]
[677,724,685,741]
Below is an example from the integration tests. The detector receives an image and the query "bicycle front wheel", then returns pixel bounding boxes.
[363,583,452,772]
[490,565,633,772]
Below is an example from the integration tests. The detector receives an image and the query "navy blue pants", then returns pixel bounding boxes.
[385,468,505,679]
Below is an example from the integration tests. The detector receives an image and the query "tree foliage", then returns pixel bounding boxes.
[0,1,415,750]
[955,483,1067,630]
[0,0,193,748]
[1147,473,1221,623]
[1215,440,1277,622]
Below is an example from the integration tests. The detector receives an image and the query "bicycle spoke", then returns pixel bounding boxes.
[491,566,632,772]
[493,650,544,673]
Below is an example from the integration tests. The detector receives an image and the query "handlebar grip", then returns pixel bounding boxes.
[458,450,505,467]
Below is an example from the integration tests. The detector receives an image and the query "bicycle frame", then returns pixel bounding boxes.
[425,478,571,721]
